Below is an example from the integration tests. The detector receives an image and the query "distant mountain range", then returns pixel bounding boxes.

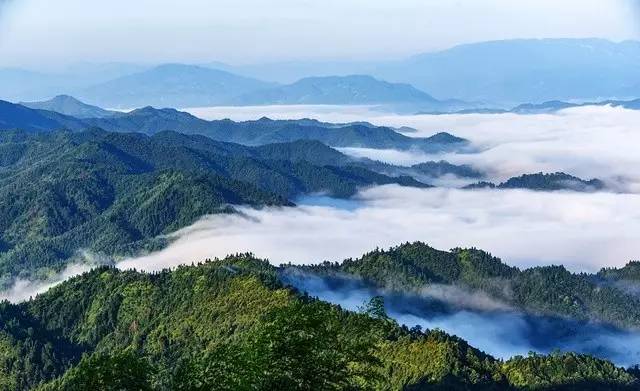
[2,39,638,107]
[78,70,454,109]
[510,98,640,114]
[374,38,640,105]
[0,99,469,152]
[422,98,640,115]
[227,38,640,105]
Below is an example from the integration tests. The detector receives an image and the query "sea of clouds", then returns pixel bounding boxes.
[3,105,640,366]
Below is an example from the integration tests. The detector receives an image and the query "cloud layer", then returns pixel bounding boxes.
[118,185,640,273]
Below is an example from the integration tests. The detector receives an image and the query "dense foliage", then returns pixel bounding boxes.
[0,256,634,390]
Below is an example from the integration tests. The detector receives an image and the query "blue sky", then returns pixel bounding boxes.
[0,0,638,68]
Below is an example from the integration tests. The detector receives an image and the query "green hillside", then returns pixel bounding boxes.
[0,129,424,283]
[0,256,634,390]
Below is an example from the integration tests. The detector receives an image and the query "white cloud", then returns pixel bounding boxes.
[0,263,91,303]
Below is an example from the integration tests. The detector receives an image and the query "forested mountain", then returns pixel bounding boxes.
[600,262,640,283]
[0,255,636,390]
[0,100,468,152]
[20,95,116,118]
[464,172,606,192]
[0,129,425,283]
[302,242,640,329]
[234,75,440,105]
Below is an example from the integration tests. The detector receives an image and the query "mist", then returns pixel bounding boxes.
[0,263,91,303]
[280,269,640,367]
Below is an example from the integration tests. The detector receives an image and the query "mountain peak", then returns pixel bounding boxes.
[235,74,438,105]
[19,95,115,119]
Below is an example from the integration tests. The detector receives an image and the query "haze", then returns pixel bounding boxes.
[0,0,639,68]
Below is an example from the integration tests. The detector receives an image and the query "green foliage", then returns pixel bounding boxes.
[362,296,388,320]
[37,350,154,391]
[502,352,637,390]
[0,257,636,390]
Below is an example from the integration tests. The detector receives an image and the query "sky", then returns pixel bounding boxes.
[0,0,639,68]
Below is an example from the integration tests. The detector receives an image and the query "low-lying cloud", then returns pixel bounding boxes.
[118,186,640,273]
[349,106,640,192]
[281,269,640,367]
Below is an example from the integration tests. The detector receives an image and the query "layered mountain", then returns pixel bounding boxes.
[20,95,116,118]
[0,129,426,282]
[234,74,440,105]
[0,252,637,390]
[0,64,148,102]
[78,64,276,108]
[0,100,469,152]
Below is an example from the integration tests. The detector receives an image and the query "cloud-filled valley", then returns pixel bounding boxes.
[2,104,640,372]
[117,185,640,273]
[188,105,640,192]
